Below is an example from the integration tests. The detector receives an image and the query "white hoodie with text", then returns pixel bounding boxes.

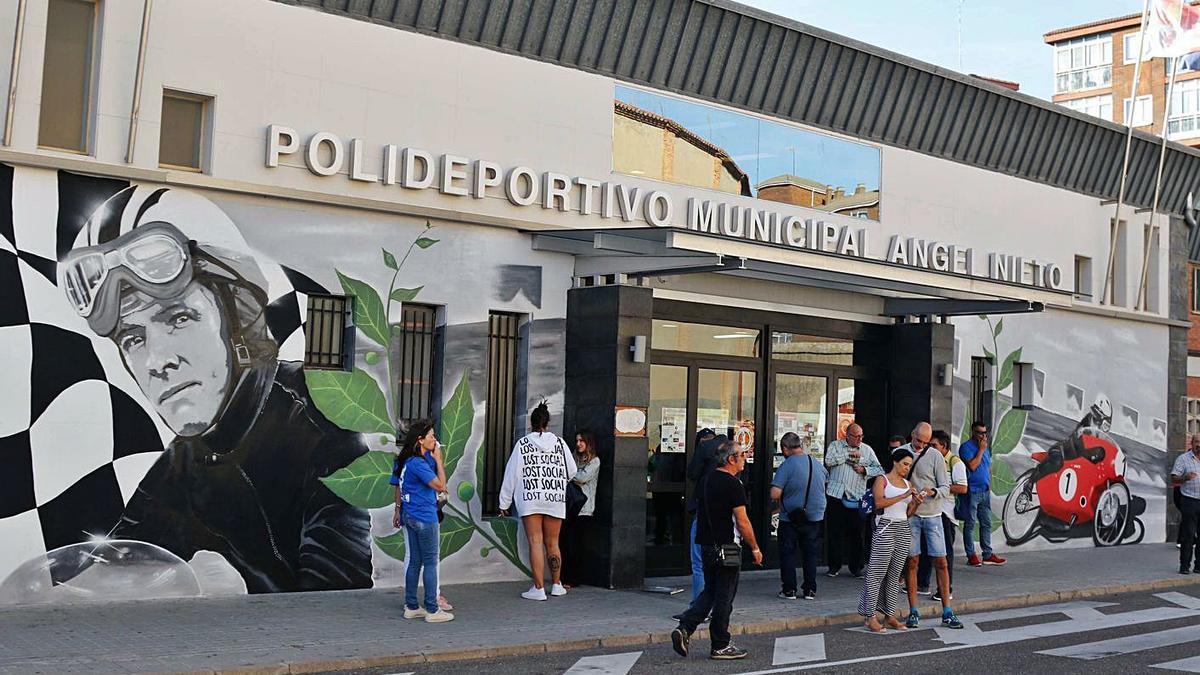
[498,432,578,519]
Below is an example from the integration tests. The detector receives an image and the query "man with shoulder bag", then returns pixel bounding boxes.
[671,440,762,661]
[771,432,828,600]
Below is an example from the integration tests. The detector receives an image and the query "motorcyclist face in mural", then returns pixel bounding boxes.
[113,282,232,436]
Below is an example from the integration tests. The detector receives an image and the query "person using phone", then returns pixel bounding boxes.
[959,421,1006,567]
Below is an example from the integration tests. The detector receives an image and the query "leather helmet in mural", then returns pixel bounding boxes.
[60,187,289,437]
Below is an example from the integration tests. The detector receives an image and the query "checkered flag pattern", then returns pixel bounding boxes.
[0,164,322,584]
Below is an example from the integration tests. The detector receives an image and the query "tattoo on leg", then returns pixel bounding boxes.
[549,555,561,572]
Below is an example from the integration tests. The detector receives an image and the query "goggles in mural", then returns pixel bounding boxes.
[59,222,193,336]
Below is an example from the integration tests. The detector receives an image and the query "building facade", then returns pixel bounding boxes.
[0,0,1192,603]
[1045,9,1200,147]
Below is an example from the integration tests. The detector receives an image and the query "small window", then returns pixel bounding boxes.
[1123,32,1149,64]
[1188,398,1200,436]
[159,90,211,171]
[482,312,523,516]
[304,294,353,370]
[1123,96,1154,128]
[969,356,990,426]
[395,304,439,423]
[1074,255,1093,300]
[38,0,97,153]
[1192,268,1200,313]
[1012,362,1036,409]
[1106,219,1128,306]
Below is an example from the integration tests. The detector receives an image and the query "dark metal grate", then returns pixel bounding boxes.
[482,311,521,516]
[396,304,438,424]
[304,294,351,370]
[969,355,988,428]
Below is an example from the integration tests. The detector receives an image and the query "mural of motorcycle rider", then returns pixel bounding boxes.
[58,186,372,593]
[1029,394,1113,485]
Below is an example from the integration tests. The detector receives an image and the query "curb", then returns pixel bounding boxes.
[197,576,1200,674]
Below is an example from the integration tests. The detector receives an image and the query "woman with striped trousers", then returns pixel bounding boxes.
[858,448,923,632]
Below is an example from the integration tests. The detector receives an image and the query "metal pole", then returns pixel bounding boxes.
[1135,58,1180,311]
[1102,0,1153,306]
[3,0,29,147]
[125,0,153,164]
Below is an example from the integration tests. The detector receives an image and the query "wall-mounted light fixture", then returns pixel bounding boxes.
[630,335,647,363]
[936,363,953,387]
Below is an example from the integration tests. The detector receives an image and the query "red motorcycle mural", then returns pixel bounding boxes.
[1002,397,1146,547]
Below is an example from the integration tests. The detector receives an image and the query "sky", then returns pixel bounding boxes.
[736,1,1142,101]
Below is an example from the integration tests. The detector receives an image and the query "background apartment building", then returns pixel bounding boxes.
[1045,12,1200,147]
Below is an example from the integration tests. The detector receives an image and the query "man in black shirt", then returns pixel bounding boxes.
[672,440,762,661]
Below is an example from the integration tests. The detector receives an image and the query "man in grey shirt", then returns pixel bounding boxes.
[897,422,962,629]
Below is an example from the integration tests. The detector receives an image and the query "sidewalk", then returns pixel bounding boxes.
[0,544,1192,675]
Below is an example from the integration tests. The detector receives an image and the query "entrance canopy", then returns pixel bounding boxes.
[531,227,1065,318]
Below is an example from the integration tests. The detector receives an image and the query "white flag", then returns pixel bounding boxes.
[1146,0,1200,57]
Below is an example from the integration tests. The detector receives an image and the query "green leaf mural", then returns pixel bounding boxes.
[439,373,473,478]
[336,270,390,348]
[415,236,440,249]
[475,443,487,498]
[993,318,1004,337]
[374,530,406,561]
[991,456,1018,497]
[382,248,398,270]
[319,450,396,508]
[997,347,1023,392]
[982,347,996,365]
[439,515,475,560]
[489,516,519,556]
[457,481,475,502]
[306,368,394,434]
[992,408,1028,456]
[390,286,424,302]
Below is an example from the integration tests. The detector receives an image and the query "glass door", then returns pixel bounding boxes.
[769,373,830,539]
[645,364,759,576]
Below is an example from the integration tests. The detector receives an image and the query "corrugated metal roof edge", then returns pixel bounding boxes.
[278,0,1200,215]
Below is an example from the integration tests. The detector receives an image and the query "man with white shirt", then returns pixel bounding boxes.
[1172,434,1200,575]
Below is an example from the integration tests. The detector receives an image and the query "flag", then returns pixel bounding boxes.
[1146,0,1200,57]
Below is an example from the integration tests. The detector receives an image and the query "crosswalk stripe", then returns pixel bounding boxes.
[1038,625,1200,660]
[935,605,1200,647]
[771,634,826,665]
[1156,592,1200,610]
[1152,655,1200,673]
[563,651,642,675]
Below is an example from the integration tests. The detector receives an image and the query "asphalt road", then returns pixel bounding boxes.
[327,581,1200,675]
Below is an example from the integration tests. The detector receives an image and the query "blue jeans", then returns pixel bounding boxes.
[690,518,704,600]
[962,491,993,557]
[404,515,440,613]
[779,519,819,594]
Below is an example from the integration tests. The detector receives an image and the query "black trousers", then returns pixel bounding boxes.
[779,520,819,594]
[826,498,865,574]
[561,515,591,586]
[1181,495,1200,570]
[916,514,956,590]
[677,546,740,650]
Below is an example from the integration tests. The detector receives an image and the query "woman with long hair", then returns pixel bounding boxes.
[857,447,923,633]
[499,401,578,600]
[394,420,454,622]
[561,429,601,588]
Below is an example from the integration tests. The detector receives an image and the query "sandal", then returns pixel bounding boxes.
[885,616,908,631]
[865,617,886,633]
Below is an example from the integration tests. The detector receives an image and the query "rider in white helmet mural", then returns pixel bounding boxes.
[58,186,372,593]
[1029,393,1113,485]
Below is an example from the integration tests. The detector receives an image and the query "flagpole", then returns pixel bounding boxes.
[1102,0,1153,306]
[1135,58,1180,310]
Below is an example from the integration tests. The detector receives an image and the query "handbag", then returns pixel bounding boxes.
[701,473,742,567]
[953,493,970,521]
[786,456,815,525]
[560,439,588,519]
[859,476,879,521]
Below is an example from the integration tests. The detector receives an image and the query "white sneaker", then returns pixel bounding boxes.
[521,586,547,601]
[425,609,455,623]
[550,583,568,597]
[403,607,427,619]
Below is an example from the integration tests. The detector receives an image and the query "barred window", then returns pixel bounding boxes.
[395,304,438,423]
[969,356,989,426]
[304,294,352,370]
[482,312,522,516]
[1188,399,1200,437]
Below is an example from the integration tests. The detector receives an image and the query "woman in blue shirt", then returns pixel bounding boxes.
[396,420,453,623]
